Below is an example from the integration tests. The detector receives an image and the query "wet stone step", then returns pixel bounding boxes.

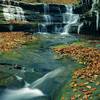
[0,1,73,14]
[33,23,66,33]
[0,1,80,34]
[0,24,36,32]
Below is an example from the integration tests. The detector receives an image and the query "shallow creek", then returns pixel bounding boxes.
[0,34,83,100]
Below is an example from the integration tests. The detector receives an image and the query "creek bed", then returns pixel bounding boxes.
[0,34,99,100]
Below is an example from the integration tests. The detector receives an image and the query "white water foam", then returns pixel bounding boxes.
[3,4,26,22]
[61,5,79,35]
[1,88,44,100]
[15,75,30,87]
[15,7,26,21]
[78,22,84,34]
[1,67,64,100]
[2,75,44,100]
[43,15,52,24]
[15,75,23,81]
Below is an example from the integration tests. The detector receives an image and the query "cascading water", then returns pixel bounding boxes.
[1,75,45,100]
[1,88,44,100]
[91,0,99,30]
[81,0,90,5]
[15,7,26,21]
[1,1,99,100]
[78,22,84,34]
[43,15,52,24]
[30,67,65,88]
[38,24,47,34]
[37,4,50,33]
[15,75,23,81]
[44,4,49,14]
[15,75,30,87]
[36,4,79,34]
[1,67,65,100]
[3,0,26,22]
[63,13,67,24]
[61,5,79,35]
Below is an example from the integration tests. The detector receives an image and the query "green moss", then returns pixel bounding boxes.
[51,44,68,49]
[1,51,22,60]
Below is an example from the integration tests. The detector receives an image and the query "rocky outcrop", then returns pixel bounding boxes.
[0,0,79,33]
[77,0,100,35]
[17,0,78,4]
[0,0,99,35]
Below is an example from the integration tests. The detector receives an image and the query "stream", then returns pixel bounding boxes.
[0,34,82,100]
[0,0,99,99]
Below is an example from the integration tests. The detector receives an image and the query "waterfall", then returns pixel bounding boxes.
[9,24,13,31]
[44,4,49,14]
[38,23,41,33]
[54,24,63,33]
[43,15,52,24]
[78,22,84,34]
[95,11,99,30]
[3,0,26,22]
[1,67,65,100]
[61,5,79,35]
[81,0,90,4]
[24,81,30,87]
[1,88,44,100]
[15,75,30,87]
[36,4,50,33]
[1,75,44,100]
[3,0,11,4]
[30,67,65,88]
[63,13,67,23]
[38,24,47,33]
[91,0,99,30]
[15,7,26,21]
[2,0,5,2]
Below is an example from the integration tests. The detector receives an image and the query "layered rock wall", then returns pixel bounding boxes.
[0,0,99,35]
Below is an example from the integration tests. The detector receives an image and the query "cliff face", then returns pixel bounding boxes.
[78,0,100,35]
[0,0,99,35]
[0,0,79,33]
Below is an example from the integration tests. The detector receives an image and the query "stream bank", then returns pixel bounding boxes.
[53,37,100,100]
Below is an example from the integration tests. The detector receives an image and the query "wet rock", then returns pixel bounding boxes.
[14,65,22,70]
